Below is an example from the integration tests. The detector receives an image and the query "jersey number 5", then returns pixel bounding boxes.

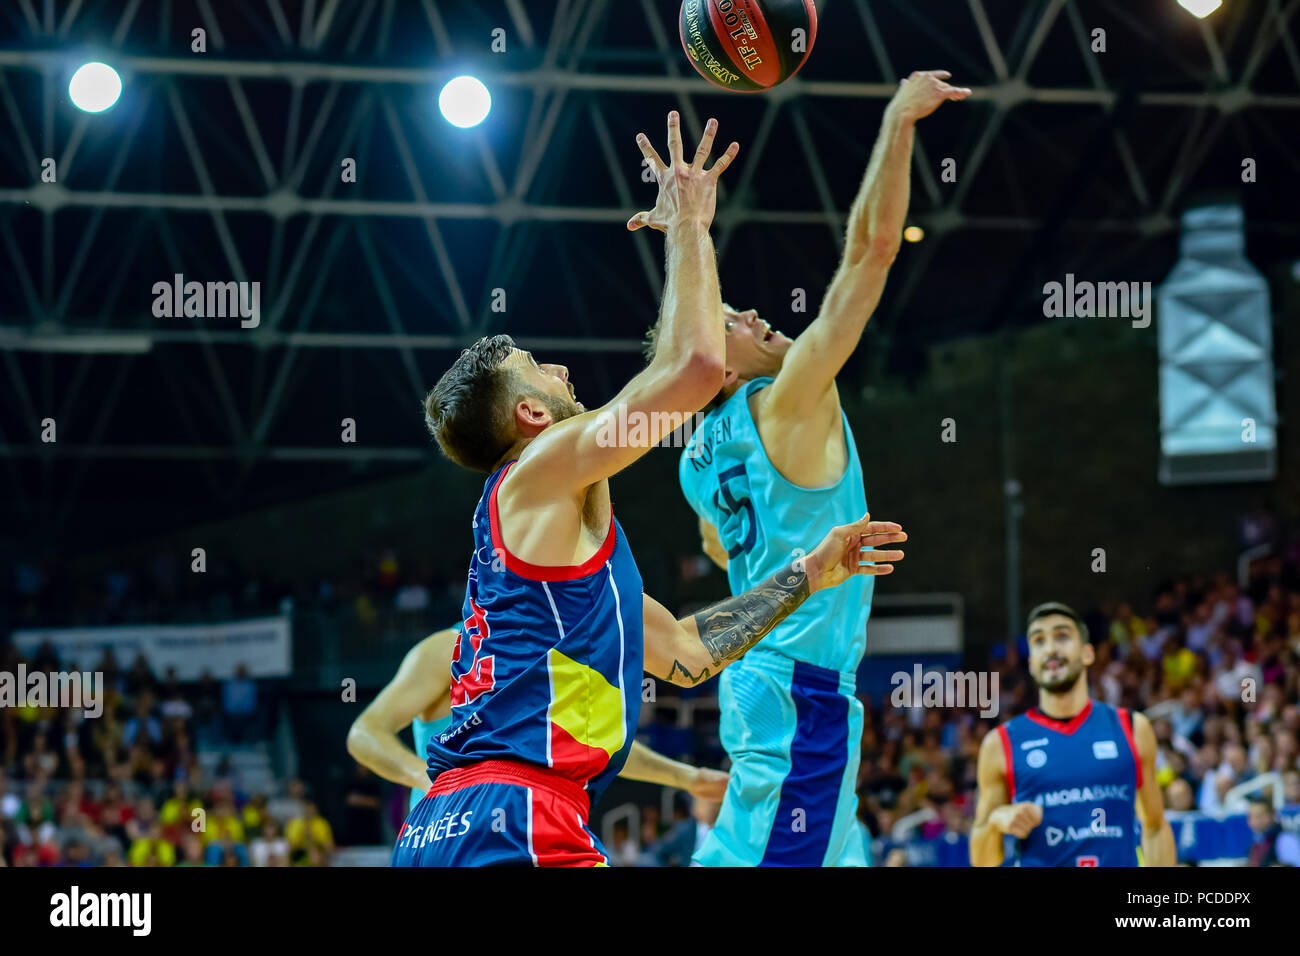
[451,598,496,707]
[713,464,757,558]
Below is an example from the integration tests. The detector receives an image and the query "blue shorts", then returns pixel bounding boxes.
[392,761,609,867]
[693,651,867,867]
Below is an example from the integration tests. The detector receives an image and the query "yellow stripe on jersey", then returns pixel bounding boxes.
[548,648,625,758]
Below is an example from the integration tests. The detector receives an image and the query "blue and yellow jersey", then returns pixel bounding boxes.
[424,460,645,806]
[679,376,873,675]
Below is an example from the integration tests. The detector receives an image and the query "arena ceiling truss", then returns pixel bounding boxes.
[0,0,1298,530]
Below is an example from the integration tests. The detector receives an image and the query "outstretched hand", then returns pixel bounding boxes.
[800,514,907,593]
[627,111,740,233]
[890,69,972,123]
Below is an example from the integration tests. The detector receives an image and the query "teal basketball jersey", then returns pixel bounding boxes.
[410,714,451,811]
[679,376,873,675]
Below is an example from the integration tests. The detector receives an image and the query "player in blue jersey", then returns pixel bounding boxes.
[346,626,730,813]
[970,602,1175,866]
[638,71,969,866]
[396,112,908,866]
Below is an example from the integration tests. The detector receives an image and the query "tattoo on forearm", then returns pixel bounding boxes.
[667,660,712,686]
[679,563,810,685]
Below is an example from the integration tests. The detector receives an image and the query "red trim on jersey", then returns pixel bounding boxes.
[1025,699,1094,735]
[428,759,590,816]
[1117,707,1143,789]
[996,724,1016,800]
[488,460,617,581]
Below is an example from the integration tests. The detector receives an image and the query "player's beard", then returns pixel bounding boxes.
[1035,657,1084,693]
[536,389,581,424]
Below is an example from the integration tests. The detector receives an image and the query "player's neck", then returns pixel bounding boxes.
[1035,682,1091,721]
[492,440,529,472]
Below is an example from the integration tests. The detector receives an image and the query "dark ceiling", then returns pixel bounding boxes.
[1,0,1297,548]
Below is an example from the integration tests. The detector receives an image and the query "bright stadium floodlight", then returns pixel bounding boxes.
[68,61,122,112]
[1177,0,1223,18]
[438,75,491,128]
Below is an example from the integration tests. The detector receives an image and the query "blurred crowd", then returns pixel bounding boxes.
[2,547,460,632]
[0,643,339,867]
[4,520,1298,866]
[854,532,1300,865]
[618,525,1300,866]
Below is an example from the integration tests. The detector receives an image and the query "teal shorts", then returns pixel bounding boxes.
[693,651,868,867]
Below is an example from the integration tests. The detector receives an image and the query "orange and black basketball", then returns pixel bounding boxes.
[679,0,818,92]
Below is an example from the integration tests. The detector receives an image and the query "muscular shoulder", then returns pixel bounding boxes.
[1128,709,1157,760]
[979,726,1007,768]
[751,383,845,487]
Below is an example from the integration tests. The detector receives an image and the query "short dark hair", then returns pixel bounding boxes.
[1026,601,1090,642]
[423,334,521,473]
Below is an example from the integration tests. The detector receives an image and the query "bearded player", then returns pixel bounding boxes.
[970,602,1175,866]
[635,71,968,866]
[393,112,908,866]
[347,626,730,812]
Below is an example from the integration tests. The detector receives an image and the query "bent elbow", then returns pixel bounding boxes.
[345,723,364,760]
[675,351,725,406]
[861,233,900,268]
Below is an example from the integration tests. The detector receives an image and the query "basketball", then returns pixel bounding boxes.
[679,0,818,92]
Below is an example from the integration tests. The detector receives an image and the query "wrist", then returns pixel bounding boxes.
[883,100,917,128]
[795,553,820,593]
[666,217,712,237]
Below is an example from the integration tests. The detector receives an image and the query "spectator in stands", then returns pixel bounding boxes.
[1282,769,1300,806]
[220,664,258,744]
[177,833,206,866]
[0,770,19,821]
[160,780,204,840]
[607,819,640,867]
[128,821,176,866]
[241,792,269,835]
[286,800,334,865]
[268,778,308,824]
[97,782,133,846]
[122,691,162,750]
[340,763,383,846]
[250,819,290,867]
[1246,798,1300,866]
[644,797,696,867]
[1166,778,1195,812]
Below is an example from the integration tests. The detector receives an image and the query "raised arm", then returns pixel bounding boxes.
[644,515,906,686]
[765,71,970,419]
[514,113,738,494]
[346,628,457,793]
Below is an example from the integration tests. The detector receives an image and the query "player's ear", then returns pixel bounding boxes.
[721,367,739,390]
[515,397,552,434]
[1081,641,1096,668]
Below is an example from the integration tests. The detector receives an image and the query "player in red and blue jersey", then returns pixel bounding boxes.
[394,112,909,867]
[971,602,1175,867]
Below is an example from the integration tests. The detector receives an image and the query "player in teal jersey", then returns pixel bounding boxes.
[637,71,970,865]
[347,627,731,814]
